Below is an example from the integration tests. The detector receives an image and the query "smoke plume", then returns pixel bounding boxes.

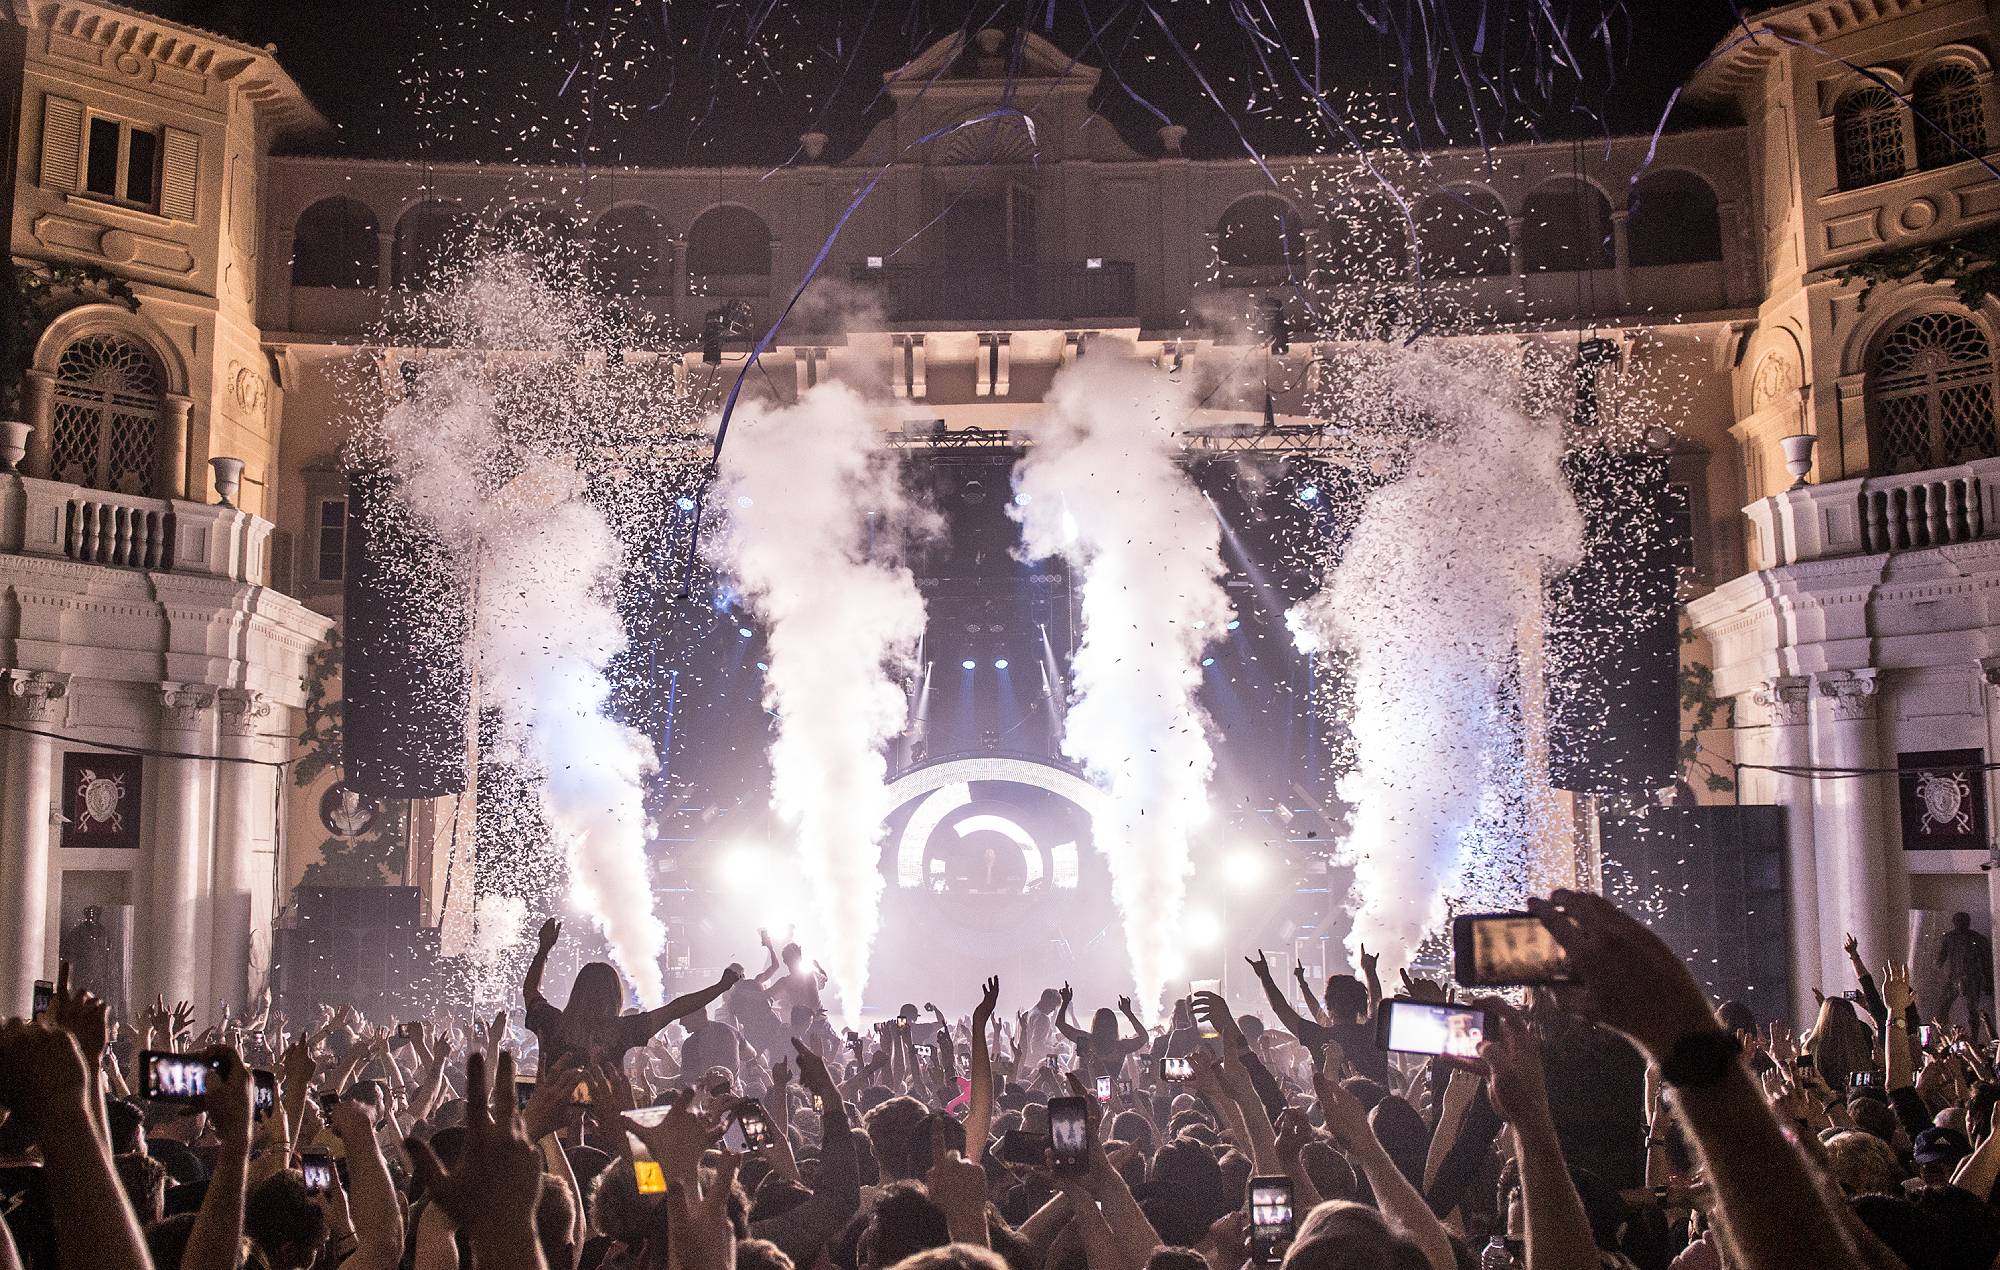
[1011,356,1230,1019]
[1289,345,1583,972]
[712,381,930,1024]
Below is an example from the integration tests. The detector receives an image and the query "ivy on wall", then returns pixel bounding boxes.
[292,629,407,886]
[2,260,138,416]
[1831,225,2000,314]
[1679,615,1735,794]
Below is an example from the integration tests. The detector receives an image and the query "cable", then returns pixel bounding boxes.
[0,720,291,767]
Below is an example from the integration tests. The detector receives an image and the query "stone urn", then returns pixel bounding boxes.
[0,422,31,475]
[209,455,246,507]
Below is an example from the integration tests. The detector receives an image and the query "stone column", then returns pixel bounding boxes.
[1808,669,1898,975]
[144,683,214,1010]
[0,672,68,1016]
[21,370,55,478]
[1609,209,1633,310]
[1752,675,1820,1013]
[210,689,270,1013]
[158,394,193,501]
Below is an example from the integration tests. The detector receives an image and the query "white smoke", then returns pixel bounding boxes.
[1011,356,1230,1019]
[712,381,930,1025]
[372,256,669,1006]
[1289,345,1583,972]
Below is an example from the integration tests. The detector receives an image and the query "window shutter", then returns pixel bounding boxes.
[39,95,82,191]
[160,128,198,221]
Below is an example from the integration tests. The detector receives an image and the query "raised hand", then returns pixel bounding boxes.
[537,917,562,951]
[1881,961,1914,1014]
[170,999,196,1043]
[405,1051,544,1249]
[46,961,108,1067]
[1478,1003,1550,1130]
[1359,945,1380,978]
[520,1055,584,1142]
[1843,932,1860,959]
[1060,981,1074,1007]
[664,1147,740,1270]
[1526,889,1719,1063]
[1397,969,1446,1004]
[1117,995,1134,1015]
[1312,1048,1373,1149]
[1245,949,1273,979]
[0,1021,93,1138]
[628,1087,724,1187]
[974,976,1001,1025]
[790,1037,839,1103]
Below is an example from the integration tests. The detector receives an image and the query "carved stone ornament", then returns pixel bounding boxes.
[217,688,271,738]
[1752,675,1810,727]
[158,683,218,731]
[1813,669,1880,721]
[4,671,72,725]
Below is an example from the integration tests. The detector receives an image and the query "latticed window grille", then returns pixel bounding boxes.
[1914,64,1987,169]
[1836,89,1907,189]
[1868,312,1999,473]
[48,336,164,495]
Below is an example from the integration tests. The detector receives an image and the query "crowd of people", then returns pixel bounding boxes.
[1,888,1996,1270]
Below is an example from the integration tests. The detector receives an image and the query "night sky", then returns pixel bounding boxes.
[131,0,1748,165]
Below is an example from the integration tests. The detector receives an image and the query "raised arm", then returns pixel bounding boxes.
[525,917,561,1007]
[1054,983,1090,1047]
[967,976,999,1161]
[1314,1055,1455,1270]
[633,966,743,1041]
[1359,945,1384,1015]
[1480,1004,1598,1270]
[330,1098,406,1270]
[183,1050,255,1270]
[1250,950,1317,1041]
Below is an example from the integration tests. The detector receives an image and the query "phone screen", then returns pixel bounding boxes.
[1049,1096,1089,1174]
[1249,1177,1295,1264]
[1160,1056,1194,1083]
[1190,980,1222,1038]
[516,1077,538,1110]
[1378,999,1489,1059]
[1094,1076,1112,1103]
[732,1101,774,1151]
[1453,913,1572,986]
[997,1129,1050,1166]
[31,981,53,1020]
[632,1159,667,1194]
[252,1069,277,1119]
[141,1051,215,1102]
[300,1153,334,1195]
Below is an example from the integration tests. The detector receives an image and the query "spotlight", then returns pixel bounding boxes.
[961,659,977,671]
[717,844,766,890]
[993,659,1009,670]
[1298,484,1320,505]
[1226,619,1241,631]
[1014,492,1032,506]
[755,661,768,671]
[1201,656,1216,667]
[736,495,753,508]
[1184,907,1223,949]
[676,495,697,512]
[1226,848,1269,890]
[738,627,754,638]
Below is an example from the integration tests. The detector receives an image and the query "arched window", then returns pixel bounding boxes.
[49,334,165,495]
[1521,178,1612,272]
[1914,64,1987,169]
[1413,187,1510,277]
[686,206,771,281]
[1214,195,1302,270]
[1836,88,1906,189]
[392,200,473,290]
[592,206,668,294]
[292,197,380,289]
[1868,311,1998,473]
[1627,171,1723,267]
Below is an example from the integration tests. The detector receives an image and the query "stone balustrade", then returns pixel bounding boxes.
[1745,457,2000,567]
[0,475,272,583]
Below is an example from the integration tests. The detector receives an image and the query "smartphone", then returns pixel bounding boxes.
[516,1077,537,1110]
[724,1099,775,1152]
[140,1050,219,1102]
[1191,980,1222,1039]
[1849,1070,1883,1092]
[996,1129,1050,1166]
[252,1069,277,1120]
[300,1151,335,1196]
[31,980,53,1020]
[1048,1096,1090,1175]
[632,1158,668,1194]
[624,1104,674,1129]
[317,1091,342,1118]
[1159,1056,1194,1084]
[1376,998,1491,1060]
[1094,1075,1113,1104]
[1249,1176,1296,1265]
[1920,1025,1940,1049]
[915,1043,935,1060]
[1452,912,1572,986]
[1115,1078,1133,1098]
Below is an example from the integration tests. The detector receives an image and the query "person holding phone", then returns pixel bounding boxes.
[1053,984,1149,1080]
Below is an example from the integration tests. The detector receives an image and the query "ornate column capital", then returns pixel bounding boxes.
[158,683,218,732]
[4,670,70,725]
[1812,669,1880,721]
[217,689,272,739]
[1752,675,1810,726]
[1979,655,2000,690]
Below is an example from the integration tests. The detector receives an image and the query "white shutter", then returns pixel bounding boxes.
[160,128,198,221]
[39,95,82,192]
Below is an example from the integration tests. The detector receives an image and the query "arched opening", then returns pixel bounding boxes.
[1413,187,1510,277]
[1215,194,1304,271]
[1914,64,1987,170]
[686,205,772,283]
[1868,311,1998,473]
[49,334,166,495]
[591,205,669,294]
[391,200,473,291]
[1626,171,1723,267]
[1521,178,1612,273]
[1836,87,1907,189]
[292,197,380,289]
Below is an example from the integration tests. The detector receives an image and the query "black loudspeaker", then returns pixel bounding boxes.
[273,923,440,1022]
[342,466,470,798]
[295,885,422,931]
[1545,444,1682,796]
[1598,805,1791,1011]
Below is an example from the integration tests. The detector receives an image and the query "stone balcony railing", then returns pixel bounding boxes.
[1745,457,2000,567]
[0,475,273,583]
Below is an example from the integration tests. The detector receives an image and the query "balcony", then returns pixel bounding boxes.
[1746,457,2000,567]
[849,260,1135,323]
[0,476,273,583]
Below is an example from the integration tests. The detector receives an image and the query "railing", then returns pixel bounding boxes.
[1746,456,2000,566]
[63,493,176,569]
[849,260,1135,322]
[0,476,272,583]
